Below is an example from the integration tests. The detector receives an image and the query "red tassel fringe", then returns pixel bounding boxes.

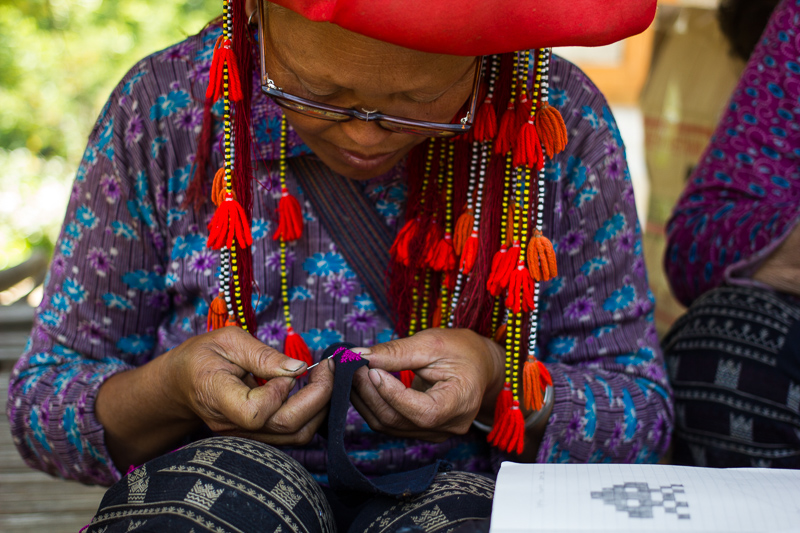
[473,99,497,143]
[207,193,253,250]
[513,121,544,171]
[459,231,479,274]
[206,38,243,103]
[273,189,303,242]
[490,402,525,455]
[284,327,313,366]
[505,261,536,314]
[400,370,415,388]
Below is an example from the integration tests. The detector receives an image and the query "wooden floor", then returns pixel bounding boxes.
[1,305,106,532]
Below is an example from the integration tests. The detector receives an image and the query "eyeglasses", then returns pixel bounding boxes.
[256,3,483,138]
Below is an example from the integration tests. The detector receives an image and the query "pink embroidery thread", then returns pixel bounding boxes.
[336,346,361,364]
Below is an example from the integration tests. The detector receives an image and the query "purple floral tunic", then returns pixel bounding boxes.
[666,0,800,306]
[8,26,672,486]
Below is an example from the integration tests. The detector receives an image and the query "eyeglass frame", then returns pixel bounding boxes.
[255,2,484,138]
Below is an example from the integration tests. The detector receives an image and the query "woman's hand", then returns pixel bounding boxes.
[165,326,334,445]
[349,328,505,442]
[97,326,334,470]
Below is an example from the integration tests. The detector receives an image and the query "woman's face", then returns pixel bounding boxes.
[262,4,477,180]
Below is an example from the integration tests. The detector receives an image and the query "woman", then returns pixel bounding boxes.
[8,0,670,530]
[664,0,800,468]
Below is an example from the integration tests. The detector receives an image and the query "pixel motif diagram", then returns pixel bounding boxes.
[591,482,690,520]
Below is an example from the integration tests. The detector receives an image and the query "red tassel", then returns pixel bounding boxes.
[516,94,533,130]
[527,230,558,282]
[389,218,418,265]
[490,402,525,455]
[459,231,479,274]
[207,193,253,250]
[513,121,544,171]
[400,370,415,388]
[206,38,243,103]
[494,102,517,155]
[473,99,497,142]
[284,327,313,366]
[488,384,512,442]
[453,209,475,256]
[505,261,536,314]
[429,233,457,271]
[273,189,303,242]
[207,293,228,331]
[487,244,520,297]
[535,104,569,158]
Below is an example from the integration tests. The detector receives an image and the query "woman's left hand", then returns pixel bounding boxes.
[350,328,505,442]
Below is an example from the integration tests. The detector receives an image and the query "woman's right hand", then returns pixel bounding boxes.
[165,326,335,445]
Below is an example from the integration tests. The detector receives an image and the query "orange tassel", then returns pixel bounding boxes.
[473,99,498,142]
[459,231,479,274]
[490,403,525,455]
[492,322,507,343]
[505,204,516,246]
[432,297,443,328]
[505,261,535,314]
[206,38,243,102]
[207,293,228,331]
[453,209,475,255]
[211,167,226,207]
[429,234,457,271]
[207,193,253,250]
[284,327,312,366]
[487,245,520,297]
[526,230,558,282]
[494,102,517,155]
[513,121,544,171]
[523,359,553,412]
[273,189,303,242]
[390,218,418,265]
[400,370,415,388]
[224,314,238,327]
[535,104,568,158]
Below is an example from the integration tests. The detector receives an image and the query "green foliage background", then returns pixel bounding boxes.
[0,0,221,269]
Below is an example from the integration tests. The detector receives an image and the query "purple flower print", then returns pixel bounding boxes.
[564,296,594,321]
[650,412,670,452]
[266,249,296,271]
[606,421,624,451]
[146,292,170,310]
[189,249,216,275]
[258,319,287,346]
[606,154,624,180]
[51,255,66,278]
[324,273,357,299]
[406,443,436,461]
[559,229,585,255]
[77,320,105,345]
[630,298,650,318]
[161,41,192,62]
[100,174,121,202]
[617,229,635,252]
[344,310,379,332]
[87,248,111,275]
[633,256,646,278]
[174,106,203,132]
[622,182,636,205]
[71,182,81,202]
[125,114,144,146]
[564,410,583,444]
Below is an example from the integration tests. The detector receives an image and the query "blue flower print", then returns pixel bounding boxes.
[250,218,271,240]
[51,292,71,313]
[149,89,191,120]
[40,309,62,327]
[151,136,166,158]
[252,293,273,314]
[122,70,147,95]
[594,213,626,244]
[194,296,209,316]
[64,222,82,240]
[102,292,134,310]
[168,163,193,194]
[60,239,75,257]
[575,187,598,208]
[76,205,99,229]
[63,406,83,455]
[376,328,395,344]
[583,384,597,440]
[96,118,114,153]
[376,199,401,219]
[580,256,608,276]
[29,407,52,453]
[289,286,313,301]
[52,366,80,395]
[211,98,225,116]
[167,208,187,226]
[82,145,99,167]
[134,171,149,201]
[603,285,636,312]
[303,252,347,277]
[615,346,656,366]
[550,86,568,108]
[602,106,624,148]
[122,270,166,292]
[165,272,179,288]
[547,336,576,356]
[581,106,600,129]
[543,276,564,297]
[117,334,155,355]
[171,234,206,260]
[622,388,638,441]
[126,199,155,229]
[52,344,81,359]
[111,221,139,240]
[301,328,343,350]
[354,293,377,312]
[566,156,587,190]
[591,324,617,338]
[595,376,614,406]
[63,278,87,303]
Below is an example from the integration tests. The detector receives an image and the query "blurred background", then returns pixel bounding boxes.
[0,0,758,530]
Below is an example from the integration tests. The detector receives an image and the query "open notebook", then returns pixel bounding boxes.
[490,463,800,533]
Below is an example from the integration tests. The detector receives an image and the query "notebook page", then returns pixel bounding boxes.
[490,463,800,533]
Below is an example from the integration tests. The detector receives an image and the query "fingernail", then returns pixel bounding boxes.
[282,360,306,372]
[328,358,335,372]
[352,347,372,357]
[369,368,382,387]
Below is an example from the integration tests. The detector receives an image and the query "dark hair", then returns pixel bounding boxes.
[718,0,781,61]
